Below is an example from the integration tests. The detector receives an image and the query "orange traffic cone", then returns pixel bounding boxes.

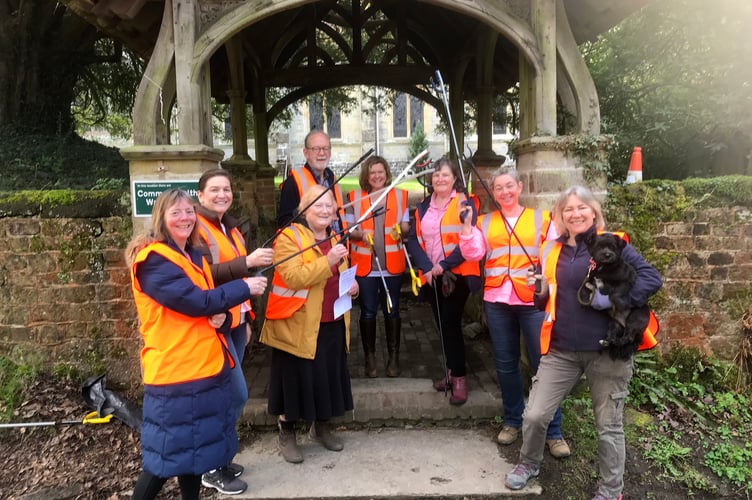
[626,146,642,184]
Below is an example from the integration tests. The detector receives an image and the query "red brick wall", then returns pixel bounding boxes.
[0,205,749,386]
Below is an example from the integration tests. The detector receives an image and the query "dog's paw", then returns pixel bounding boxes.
[607,343,638,361]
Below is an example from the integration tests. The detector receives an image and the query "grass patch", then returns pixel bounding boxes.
[0,357,38,422]
[274,176,425,195]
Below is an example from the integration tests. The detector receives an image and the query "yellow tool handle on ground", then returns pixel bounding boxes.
[82,411,114,425]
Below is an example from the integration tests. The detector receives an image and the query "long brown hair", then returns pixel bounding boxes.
[124,189,200,266]
[358,155,393,192]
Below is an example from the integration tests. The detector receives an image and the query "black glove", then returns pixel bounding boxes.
[442,270,457,297]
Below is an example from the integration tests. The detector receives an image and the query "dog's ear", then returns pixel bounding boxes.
[584,232,596,247]
[615,235,627,249]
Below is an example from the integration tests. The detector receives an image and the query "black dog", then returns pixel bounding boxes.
[581,232,650,360]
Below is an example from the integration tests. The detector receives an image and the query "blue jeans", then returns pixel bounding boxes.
[225,324,249,424]
[356,275,402,320]
[484,301,562,439]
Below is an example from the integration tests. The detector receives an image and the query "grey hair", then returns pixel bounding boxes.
[552,185,606,236]
[488,166,521,187]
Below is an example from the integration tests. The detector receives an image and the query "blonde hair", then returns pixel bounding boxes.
[552,185,606,236]
[124,189,200,266]
[298,184,335,214]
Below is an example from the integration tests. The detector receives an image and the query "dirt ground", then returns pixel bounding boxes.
[0,377,740,500]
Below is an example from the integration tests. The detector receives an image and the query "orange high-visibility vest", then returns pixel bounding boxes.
[288,166,347,230]
[265,225,319,320]
[538,232,659,355]
[479,209,551,302]
[348,188,407,276]
[414,194,481,284]
[131,242,232,385]
[197,214,253,327]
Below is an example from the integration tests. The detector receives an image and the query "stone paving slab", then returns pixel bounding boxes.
[244,378,502,427]
[243,299,503,426]
[232,427,541,499]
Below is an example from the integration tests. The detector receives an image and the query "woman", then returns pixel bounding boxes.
[261,185,359,464]
[125,189,266,499]
[195,168,273,491]
[346,156,410,377]
[504,186,662,500]
[458,167,569,457]
[407,157,480,405]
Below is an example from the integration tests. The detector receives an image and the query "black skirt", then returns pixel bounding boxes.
[267,319,354,422]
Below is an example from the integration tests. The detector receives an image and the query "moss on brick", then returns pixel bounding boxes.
[0,190,130,218]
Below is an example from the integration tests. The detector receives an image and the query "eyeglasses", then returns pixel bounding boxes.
[306,146,331,153]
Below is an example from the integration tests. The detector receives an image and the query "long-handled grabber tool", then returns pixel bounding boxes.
[392,223,421,296]
[256,208,385,275]
[432,282,450,396]
[366,232,394,314]
[0,411,113,429]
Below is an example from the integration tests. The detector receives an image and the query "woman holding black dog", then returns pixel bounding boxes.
[504,185,661,500]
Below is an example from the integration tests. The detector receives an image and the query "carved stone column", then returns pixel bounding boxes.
[514,136,608,210]
[121,145,224,232]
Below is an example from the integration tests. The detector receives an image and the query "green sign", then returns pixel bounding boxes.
[132,181,199,217]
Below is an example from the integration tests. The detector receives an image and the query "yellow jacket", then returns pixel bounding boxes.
[260,223,351,359]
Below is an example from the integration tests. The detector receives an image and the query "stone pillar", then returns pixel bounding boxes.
[520,0,557,139]
[475,28,501,162]
[226,90,252,163]
[514,136,608,210]
[173,0,213,146]
[248,79,277,227]
[221,158,259,250]
[532,0,557,136]
[121,145,224,233]
[253,167,279,243]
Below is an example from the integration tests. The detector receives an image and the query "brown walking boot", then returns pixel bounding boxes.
[277,420,303,463]
[309,421,344,451]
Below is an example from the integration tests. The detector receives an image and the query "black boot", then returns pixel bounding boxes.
[385,317,401,377]
[359,319,377,378]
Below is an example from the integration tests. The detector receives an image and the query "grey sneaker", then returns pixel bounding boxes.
[225,462,244,478]
[201,468,248,495]
[504,462,540,490]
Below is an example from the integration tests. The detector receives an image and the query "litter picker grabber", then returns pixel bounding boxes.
[350,149,429,229]
[0,411,113,429]
[432,282,450,396]
[431,69,538,276]
[366,232,394,314]
[256,208,385,275]
[393,223,421,296]
[430,70,467,188]
[81,374,142,430]
[339,162,434,212]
